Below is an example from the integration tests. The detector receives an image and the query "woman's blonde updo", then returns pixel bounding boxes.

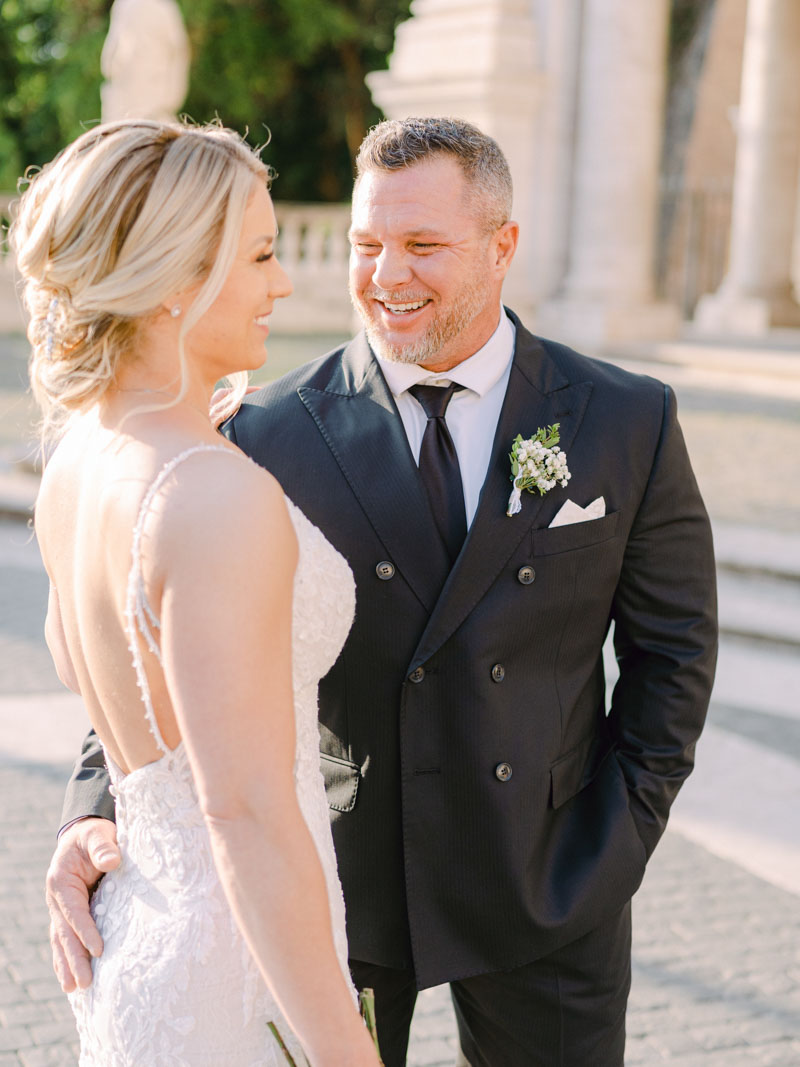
[9,119,271,439]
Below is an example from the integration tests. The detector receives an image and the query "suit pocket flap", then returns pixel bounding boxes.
[533,510,620,557]
[320,753,360,813]
[550,728,613,809]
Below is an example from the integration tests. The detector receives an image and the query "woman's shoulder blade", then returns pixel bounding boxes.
[161,444,286,519]
[136,443,292,571]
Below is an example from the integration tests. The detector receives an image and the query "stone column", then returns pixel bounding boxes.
[526,0,584,306]
[695,0,800,333]
[366,0,542,320]
[538,0,679,348]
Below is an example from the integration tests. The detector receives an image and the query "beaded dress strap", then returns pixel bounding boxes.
[124,444,242,757]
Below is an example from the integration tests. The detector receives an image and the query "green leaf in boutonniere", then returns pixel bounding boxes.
[506,424,571,516]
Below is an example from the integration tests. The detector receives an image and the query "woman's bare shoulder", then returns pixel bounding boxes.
[34,428,89,573]
[161,443,285,510]
[146,443,295,571]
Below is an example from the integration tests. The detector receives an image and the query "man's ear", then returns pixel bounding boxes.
[492,221,519,275]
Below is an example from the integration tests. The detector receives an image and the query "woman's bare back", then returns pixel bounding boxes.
[36,409,250,774]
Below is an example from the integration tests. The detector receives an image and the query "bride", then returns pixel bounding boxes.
[11,120,380,1066]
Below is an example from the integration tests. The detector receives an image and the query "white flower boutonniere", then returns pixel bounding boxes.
[506,424,571,516]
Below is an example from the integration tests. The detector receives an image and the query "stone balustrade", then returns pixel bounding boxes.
[270,201,353,334]
[0,197,353,335]
[0,194,22,334]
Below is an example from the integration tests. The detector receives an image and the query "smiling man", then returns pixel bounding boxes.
[348,147,512,373]
[50,118,717,1067]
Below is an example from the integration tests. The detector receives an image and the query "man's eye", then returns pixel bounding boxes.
[355,243,380,254]
[412,243,436,251]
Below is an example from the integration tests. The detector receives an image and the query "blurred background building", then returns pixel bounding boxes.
[2,0,800,350]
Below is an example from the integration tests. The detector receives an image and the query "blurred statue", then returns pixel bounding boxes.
[101,0,190,123]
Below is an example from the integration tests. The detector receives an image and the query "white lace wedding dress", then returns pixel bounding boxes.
[69,446,356,1066]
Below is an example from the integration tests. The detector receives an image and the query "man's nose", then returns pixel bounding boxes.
[371,248,413,290]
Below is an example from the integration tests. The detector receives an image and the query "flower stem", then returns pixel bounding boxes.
[359,987,384,1064]
[268,1021,308,1066]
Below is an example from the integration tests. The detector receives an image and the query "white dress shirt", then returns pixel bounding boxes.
[376,309,516,527]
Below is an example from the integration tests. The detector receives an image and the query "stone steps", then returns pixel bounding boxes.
[604,330,800,401]
[714,522,800,649]
[0,465,37,521]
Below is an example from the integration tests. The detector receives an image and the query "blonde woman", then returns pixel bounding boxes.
[11,121,379,1067]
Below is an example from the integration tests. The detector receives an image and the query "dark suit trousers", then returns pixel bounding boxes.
[349,902,631,1067]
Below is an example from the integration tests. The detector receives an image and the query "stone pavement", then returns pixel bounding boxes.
[2,678,799,1066]
[1,328,800,1064]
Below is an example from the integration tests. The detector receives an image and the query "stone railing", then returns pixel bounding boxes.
[0,194,23,333]
[270,201,353,334]
[0,197,353,335]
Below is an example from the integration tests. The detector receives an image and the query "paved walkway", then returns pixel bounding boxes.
[2,667,799,1066]
[1,329,799,1064]
[3,759,799,1067]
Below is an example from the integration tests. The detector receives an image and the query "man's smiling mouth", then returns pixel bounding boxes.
[377,298,432,315]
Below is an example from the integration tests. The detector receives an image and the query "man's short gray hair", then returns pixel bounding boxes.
[355,117,513,234]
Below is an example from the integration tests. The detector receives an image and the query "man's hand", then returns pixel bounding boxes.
[46,818,121,992]
[210,385,260,429]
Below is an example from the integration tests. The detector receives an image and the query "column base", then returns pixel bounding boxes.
[694,290,800,335]
[534,298,680,352]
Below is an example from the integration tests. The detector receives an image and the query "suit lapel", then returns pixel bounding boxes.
[298,334,451,614]
[411,320,594,667]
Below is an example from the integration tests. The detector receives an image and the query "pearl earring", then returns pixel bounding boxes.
[170,304,181,318]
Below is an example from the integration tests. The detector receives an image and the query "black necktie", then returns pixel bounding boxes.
[409,382,467,564]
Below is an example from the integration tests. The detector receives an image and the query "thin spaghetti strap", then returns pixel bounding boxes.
[124,443,244,757]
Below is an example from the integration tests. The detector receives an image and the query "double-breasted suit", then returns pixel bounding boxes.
[225,311,718,989]
[63,311,717,992]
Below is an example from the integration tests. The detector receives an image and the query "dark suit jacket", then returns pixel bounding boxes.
[63,312,717,989]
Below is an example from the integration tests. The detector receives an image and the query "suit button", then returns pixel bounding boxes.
[491,663,505,683]
[517,566,535,585]
[375,560,395,580]
[495,762,513,782]
[408,667,425,684]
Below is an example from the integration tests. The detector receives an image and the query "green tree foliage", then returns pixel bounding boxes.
[0,0,411,200]
[0,0,109,190]
[177,0,411,201]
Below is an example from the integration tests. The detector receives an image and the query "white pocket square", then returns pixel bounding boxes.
[548,496,606,529]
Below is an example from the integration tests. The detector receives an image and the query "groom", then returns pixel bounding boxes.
[49,118,717,1065]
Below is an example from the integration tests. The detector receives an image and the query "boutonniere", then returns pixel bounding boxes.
[506,424,571,516]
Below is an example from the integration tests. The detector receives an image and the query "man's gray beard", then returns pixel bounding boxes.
[350,278,489,365]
